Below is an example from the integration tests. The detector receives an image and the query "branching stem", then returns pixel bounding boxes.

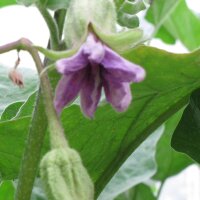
[36,3,60,50]
[0,38,68,200]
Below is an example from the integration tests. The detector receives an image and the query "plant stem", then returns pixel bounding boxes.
[157,180,165,199]
[4,9,67,199]
[54,9,67,39]
[0,38,68,200]
[15,89,47,200]
[36,3,60,50]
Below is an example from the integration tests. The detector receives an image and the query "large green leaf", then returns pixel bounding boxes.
[0,66,38,116]
[115,183,156,200]
[98,126,163,200]
[146,0,200,50]
[153,110,193,181]
[0,0,16,7]
[60,46,200,196]
[1,101,24,121]
[0,117,31,179]
[0,181,15,200]
[1,46,200,198]
[171,89,200,163]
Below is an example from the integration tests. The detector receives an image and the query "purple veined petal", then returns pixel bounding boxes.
[103,78,132,112]
[82,33,105,63]
[54,69,86,114]
[101,45,146,83]
[56,47,88,75]
[80,63,102,118]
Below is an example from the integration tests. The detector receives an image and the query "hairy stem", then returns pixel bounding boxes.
[36,3,60,50]
[3,9,67,200]
[0,38,68,200]
[15,90,47,200]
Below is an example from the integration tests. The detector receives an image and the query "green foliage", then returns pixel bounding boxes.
[1,46,200,196]
[1,101,24,121]
[153,110,193,181]
[172,89,200,163]
[0,0,16,7]
[146,0,200,50]
[64,0,116,49]
[0,181,15,200]
[16,0,71,10]
[98,126,163,200]
[115,183,156,200]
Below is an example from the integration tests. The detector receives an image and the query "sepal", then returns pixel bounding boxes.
[64,0,117,49]
[34,45,77,60]
[93,25,143,53]
[40,148,94,200]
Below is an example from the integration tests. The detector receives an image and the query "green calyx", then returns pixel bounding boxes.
[40,147,94,200]
[34,0,144,61]
[64,0,117,49]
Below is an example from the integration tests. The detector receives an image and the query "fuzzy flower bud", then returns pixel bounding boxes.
[40,148,94,200]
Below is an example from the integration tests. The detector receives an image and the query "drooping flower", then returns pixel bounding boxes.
[54,33,145,118]
[9,69,24,88]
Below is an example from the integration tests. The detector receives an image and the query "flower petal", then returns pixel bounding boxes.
[103,79,132,112]
[82,33,105,63]
[54,70,86,114]
[102,46,145,83]
[56,48,88,75]
[80,64,102,118]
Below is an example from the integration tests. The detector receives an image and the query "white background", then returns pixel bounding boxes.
[0,0,199,199]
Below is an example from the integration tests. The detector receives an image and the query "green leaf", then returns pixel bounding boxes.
[153,110,193,181]
[14,92,36,118]
[93,25,143,53]
[44,0,70,10]
[0,181,15,200]
[16,0,70,10]
[98,126,163,200]
[60,46,200,196]
[0,117,31,179]
[146,0,180,32]
[1,101,24,121]
[0,0,16,7]
[115,183,156,200]
[171,89,200,163]
[0,66,38,117]
[1,46,200,198]
[145,0,179,44]
[146,0,200,50]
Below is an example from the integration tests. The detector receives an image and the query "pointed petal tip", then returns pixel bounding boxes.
[114,93,132,113]
[82,110,95,119]
[134,67,146,83]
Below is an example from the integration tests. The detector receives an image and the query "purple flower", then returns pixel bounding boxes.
[54,33,145,118]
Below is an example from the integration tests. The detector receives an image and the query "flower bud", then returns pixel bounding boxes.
[40,148,94,200]
[8,69,24,88]
[64,0,117,49]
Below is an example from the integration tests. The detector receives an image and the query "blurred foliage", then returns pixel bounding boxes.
[0,0,200,199]
[172,89,200,163]
[146,0,200,50]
